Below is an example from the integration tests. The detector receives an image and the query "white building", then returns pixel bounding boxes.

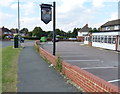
[84,19,120,51]
[77,24,91,42]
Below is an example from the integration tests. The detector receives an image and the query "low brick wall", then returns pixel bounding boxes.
[62,62,118,93]
[34,41,119,93]
[39,47,57,66]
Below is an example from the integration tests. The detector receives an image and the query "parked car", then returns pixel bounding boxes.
[20,37,24,43]
[68,38,77,40]
[52,38,59,42]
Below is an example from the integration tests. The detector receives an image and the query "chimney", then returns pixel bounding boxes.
[86,24,88,27]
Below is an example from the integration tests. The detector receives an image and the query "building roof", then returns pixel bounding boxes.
[78,24,91,32]
[101,19,120,27]
[1,27,11,32]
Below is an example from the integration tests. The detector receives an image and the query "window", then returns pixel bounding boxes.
[86,37,87,41]
[108,36,112,44]
[106,26,110,30]
[98,36,100,42]
[95,36,97,42]
[104,36,108,43]
[92,36,95,42]
[85,37,88,41]
[4,32,8,34]
[112,36,116,44]
[114,25,119,30]
[101,36,104,43]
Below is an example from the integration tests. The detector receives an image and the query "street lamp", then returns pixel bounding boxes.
[14,0,20,48]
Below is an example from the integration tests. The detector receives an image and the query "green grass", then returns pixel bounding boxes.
[0,48,2,94]
[2,46,21,92]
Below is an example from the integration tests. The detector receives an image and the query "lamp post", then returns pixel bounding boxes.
[14,0,20,48]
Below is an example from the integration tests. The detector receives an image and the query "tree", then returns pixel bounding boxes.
[71,28,81,38]
[67,30,72,38]
[20,28,29,36]
[28,32,32,37]
[32,27,45,38]
[10,28,18,33]
[56,29,62,36]
[90,28,98,32]
[47,31,53,38]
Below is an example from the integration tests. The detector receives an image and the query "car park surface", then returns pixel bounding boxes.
[41,41,119,87]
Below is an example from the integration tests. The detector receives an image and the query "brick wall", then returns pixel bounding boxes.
[34,41,119,93]
[77,36,84,42]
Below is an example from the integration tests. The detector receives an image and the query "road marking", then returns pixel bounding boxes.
[108,79,120,83]
[81,67,118,70]
[65,59,100,62]
[61,55,88,57]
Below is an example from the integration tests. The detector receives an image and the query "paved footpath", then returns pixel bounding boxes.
[17,42,79,92]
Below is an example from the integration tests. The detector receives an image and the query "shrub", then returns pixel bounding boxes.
[23,36,40,40]
[56,56,62,72]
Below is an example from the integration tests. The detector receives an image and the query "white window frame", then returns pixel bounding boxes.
[106,26,110,30]
[114,25,119,30]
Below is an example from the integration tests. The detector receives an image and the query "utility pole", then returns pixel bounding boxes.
[18,0,20,34]
[53,2,56,55]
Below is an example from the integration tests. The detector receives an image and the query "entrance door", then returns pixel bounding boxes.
[118,36,120,51]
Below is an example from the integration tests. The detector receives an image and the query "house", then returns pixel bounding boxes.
[83,19,120,51]
[99,19,120,31]
[0,27,13,39]
[0,28,2,39]
[77,24,91,42]
[0,27,28,39]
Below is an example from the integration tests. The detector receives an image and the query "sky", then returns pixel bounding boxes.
[0,0,119,32]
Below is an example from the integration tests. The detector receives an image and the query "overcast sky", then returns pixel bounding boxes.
[0,0,119,32]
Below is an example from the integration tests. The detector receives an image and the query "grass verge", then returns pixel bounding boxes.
[2,46,21,92]
[0,48,2,93]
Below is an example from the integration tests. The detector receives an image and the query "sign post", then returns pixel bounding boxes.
[40,2,56,55]
[53,2,56,56]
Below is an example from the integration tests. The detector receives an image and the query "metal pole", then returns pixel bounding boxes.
[53,2,56,55]
[18,0,20,34]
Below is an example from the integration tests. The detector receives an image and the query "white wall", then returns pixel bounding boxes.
[92,32,118,36]
[78,32,88,36]
[84,41,88,44]
[92,42,116,50]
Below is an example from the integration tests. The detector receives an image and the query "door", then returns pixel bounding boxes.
[118,36,120,51]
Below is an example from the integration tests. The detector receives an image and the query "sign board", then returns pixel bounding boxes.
[41,4,52,24]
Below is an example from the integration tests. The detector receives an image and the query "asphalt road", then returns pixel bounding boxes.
[1,41,14,48]
[1,40,35,48]
[41,41,119,87]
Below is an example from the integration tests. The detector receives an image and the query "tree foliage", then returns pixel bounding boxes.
[20,28,29,36]
[90,28,98,32]
[32,27,45,38]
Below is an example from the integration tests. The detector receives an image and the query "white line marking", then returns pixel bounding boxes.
[65,59,100,62]
[61,55,88,57]
[108,79,120,83]
[81,67,118,70]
